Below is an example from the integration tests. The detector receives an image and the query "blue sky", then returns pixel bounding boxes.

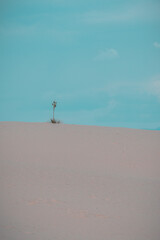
[0,0,160,129]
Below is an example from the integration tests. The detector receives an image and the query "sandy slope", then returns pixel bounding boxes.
[0,122,160,240]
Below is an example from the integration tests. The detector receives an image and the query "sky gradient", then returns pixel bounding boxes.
[0,0,160,129]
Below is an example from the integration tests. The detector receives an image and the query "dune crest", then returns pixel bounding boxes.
[0,122,160,240]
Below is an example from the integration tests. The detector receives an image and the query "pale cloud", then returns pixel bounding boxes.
[94,48,118,61]
[82,9,138,24]
[147,75,160,101]
[107,99,117,112]
[153,42,160,48]
[81,2,160,24]
[0,23,79,43]
[0,24,36,36]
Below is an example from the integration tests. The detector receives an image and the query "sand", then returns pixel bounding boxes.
[0,122,160,240]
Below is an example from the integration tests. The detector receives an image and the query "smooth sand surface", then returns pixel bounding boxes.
[0,122,160,240]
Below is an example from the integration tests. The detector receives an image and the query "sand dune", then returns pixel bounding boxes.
[0,122,160,240]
